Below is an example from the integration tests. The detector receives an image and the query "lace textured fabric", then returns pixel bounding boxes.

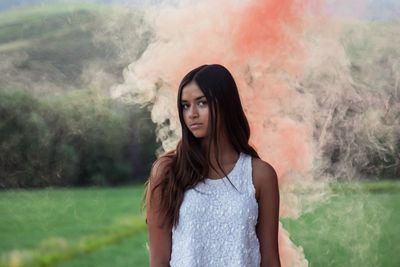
[169,152,261,267]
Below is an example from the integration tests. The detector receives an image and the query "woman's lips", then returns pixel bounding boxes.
[190,123,202,130]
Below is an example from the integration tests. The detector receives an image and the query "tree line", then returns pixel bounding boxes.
[0,88,158,188]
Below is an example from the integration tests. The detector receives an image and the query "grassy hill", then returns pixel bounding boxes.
[0,2,153,94]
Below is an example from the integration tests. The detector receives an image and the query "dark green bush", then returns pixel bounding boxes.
[0,88,158,188]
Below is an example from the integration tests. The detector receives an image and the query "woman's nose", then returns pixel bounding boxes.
[189,105,199,118]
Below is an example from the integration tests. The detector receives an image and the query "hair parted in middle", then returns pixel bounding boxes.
[143,64,259,228]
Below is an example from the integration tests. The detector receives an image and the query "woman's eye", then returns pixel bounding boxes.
[181,100,206,110]
[198,100,207,107]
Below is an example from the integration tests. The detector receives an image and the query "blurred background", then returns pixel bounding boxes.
[0,0,399,266]
[0,1,158,266]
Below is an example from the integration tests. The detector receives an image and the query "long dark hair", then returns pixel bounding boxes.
[142,64,259,228]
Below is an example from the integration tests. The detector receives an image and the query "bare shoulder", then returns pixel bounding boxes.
[151,155,173,176]
[251,157,279,201]
[149,155,173,186]
[146,154,173,225]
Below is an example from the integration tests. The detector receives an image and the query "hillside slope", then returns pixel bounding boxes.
[0,2,153,94]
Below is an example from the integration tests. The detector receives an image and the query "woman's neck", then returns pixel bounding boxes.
[201,130,238,166]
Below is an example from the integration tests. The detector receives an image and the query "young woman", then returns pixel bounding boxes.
[143,64,281,267]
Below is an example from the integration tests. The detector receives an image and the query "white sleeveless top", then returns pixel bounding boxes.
[169,152,261,267]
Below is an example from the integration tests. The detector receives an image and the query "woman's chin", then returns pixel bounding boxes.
[192,131,207,138]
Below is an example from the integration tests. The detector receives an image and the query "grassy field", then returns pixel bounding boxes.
[0,181,399,267]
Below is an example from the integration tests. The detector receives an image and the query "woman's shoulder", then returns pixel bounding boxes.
[250,157,278,201]
[251,157,276,174]
[149,151,175,182]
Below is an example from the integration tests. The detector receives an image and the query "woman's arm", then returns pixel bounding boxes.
[253,158,281,267]
[146,158,173,267]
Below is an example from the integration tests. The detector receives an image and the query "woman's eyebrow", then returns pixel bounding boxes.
[181,96,206,102]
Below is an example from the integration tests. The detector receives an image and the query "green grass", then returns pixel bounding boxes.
[330,179,400,193]
[56,231,149,267]
[0,181,399,267]
[280,191,400,267]
[0,186,146,252]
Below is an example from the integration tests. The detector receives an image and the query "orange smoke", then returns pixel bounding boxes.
[113,1,325,266]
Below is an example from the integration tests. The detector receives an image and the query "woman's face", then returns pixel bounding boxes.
[181,81,209,138]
